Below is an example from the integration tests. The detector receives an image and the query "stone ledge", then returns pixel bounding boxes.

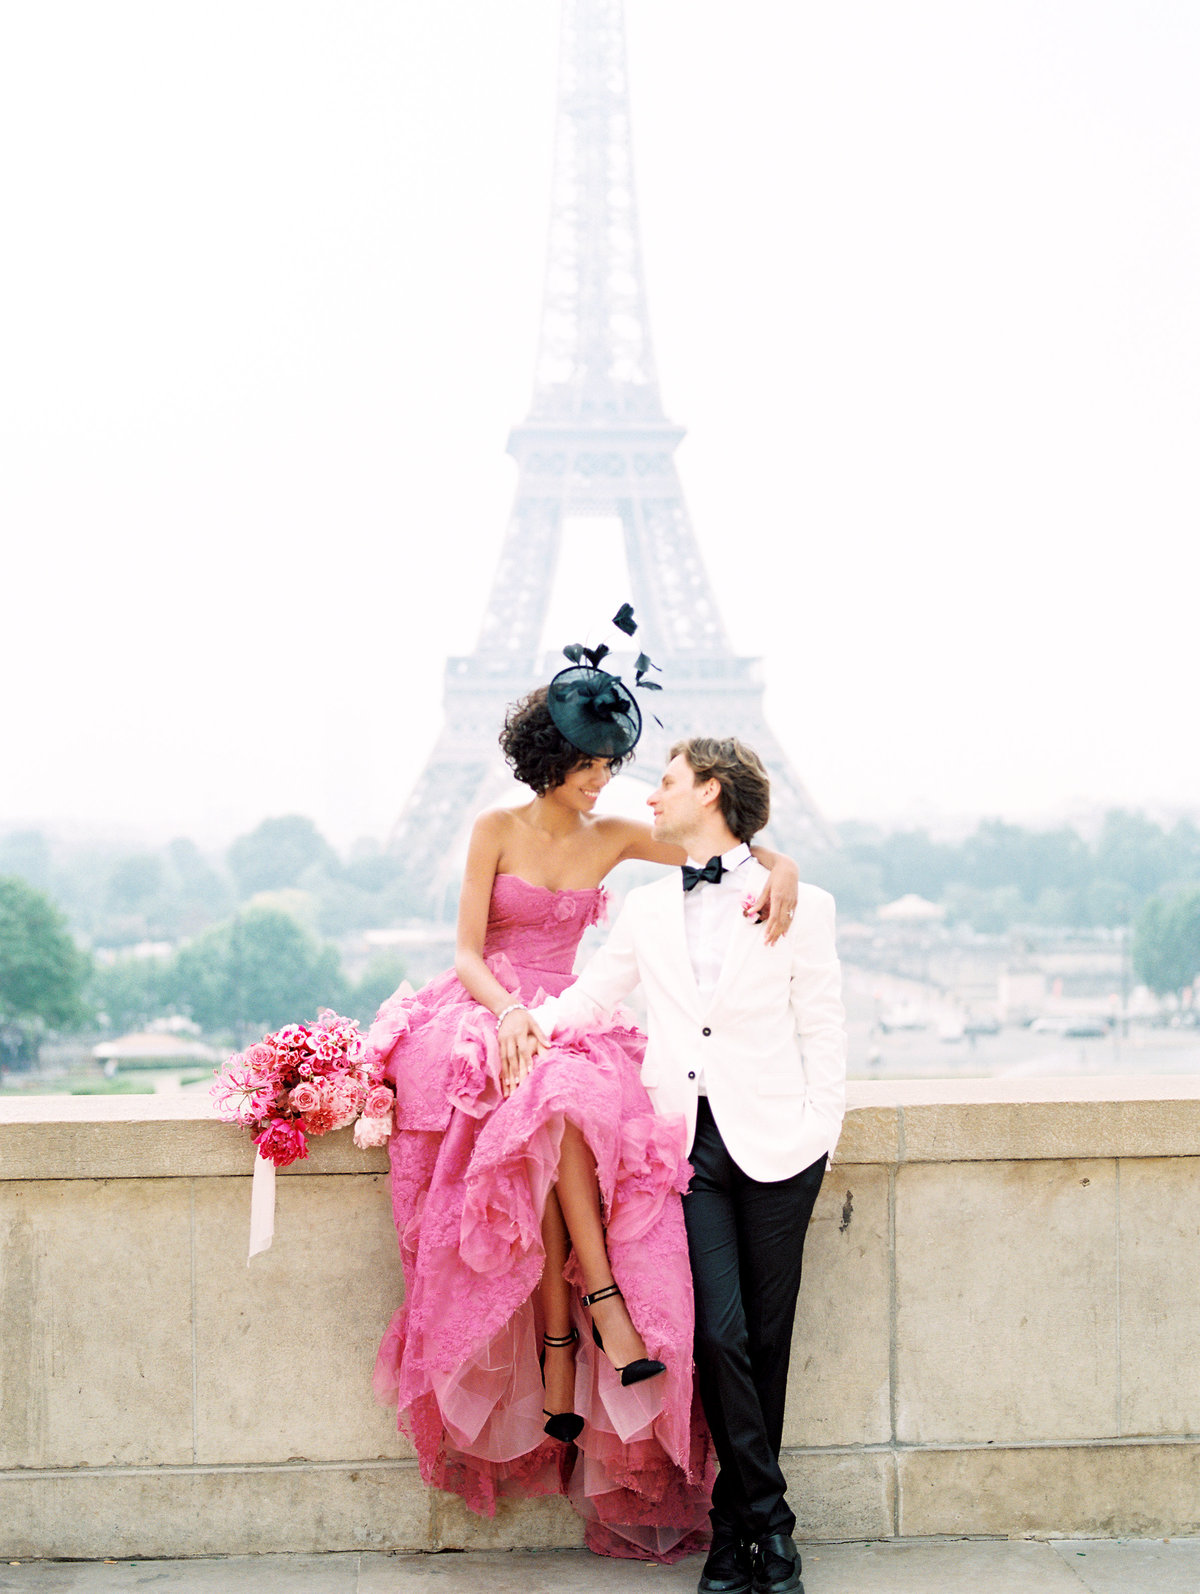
[0,1460,432,1560]
[0,1096,388,1180]
[3,1077,1199,1178]
[897,1441,1200,1538]
[7,1437,1196,1557]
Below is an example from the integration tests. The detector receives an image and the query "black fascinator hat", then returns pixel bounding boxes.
[546,603,662,760]
[547,666,641,759]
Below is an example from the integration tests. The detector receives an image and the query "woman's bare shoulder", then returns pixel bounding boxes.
[472,805,527,839]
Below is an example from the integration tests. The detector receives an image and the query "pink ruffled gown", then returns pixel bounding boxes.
[366,874,712,1560]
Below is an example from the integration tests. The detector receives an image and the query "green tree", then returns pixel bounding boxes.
[90,955,171,1033]
[942,883,1024,935]
[343,838,405,893]
[167,838,231,915]
[0,830,52,892]
[1133,886,1200,998]
[798,850,884,920]
[0,876,91,1029]
[105,854,167,914]
[1094,810,1177,901]
[350,952,408,1028]
[167,906,349,1035]
[959,820,1090,903]
[227,816,340,899]
[871,829,960,903]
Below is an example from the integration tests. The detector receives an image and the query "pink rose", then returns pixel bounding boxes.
[288,1081,321,1114]
[353,1111,393,1149]
[364,1084,394,1119]
[300,1076,361,1136]
[253,1118,309,1167]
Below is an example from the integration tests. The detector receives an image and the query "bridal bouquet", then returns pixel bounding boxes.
[211,1008,395,1167]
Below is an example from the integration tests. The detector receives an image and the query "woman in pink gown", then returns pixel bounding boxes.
[367,645,797,1560]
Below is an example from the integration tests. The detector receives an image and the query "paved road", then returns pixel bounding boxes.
[2,1542,1198,1594]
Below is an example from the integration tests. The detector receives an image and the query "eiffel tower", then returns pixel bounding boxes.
[391,0,831,918]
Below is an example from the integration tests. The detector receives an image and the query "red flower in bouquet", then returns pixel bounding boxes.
[252,1117,309,1168]
[212,1010,384,1168]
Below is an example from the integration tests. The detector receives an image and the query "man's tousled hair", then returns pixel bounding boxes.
[670,736,771,843]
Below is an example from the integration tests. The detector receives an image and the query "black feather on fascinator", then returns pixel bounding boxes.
[546,604,662,759]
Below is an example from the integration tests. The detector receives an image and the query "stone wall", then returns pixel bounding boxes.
[2,1078,1198,1559]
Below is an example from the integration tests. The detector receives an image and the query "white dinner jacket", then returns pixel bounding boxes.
[533,868,847,1182]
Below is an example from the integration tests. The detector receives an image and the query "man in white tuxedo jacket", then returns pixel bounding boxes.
[531,738,846,1594]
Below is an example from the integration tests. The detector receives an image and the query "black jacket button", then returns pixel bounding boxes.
[687,1070,696,1080]
[702,1027,712,1037]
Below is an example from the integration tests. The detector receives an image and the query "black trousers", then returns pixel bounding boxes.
[683,1097,826,1542]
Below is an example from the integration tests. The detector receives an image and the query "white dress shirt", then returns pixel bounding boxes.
[683,842,755,1091]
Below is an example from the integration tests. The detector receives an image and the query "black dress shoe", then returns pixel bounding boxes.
[751,1533,803,1594]
[698,1534,753,1594]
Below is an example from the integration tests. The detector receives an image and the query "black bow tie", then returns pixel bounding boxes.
[682,855,725,892]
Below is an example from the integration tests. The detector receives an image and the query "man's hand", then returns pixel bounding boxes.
[751,856,800,945]
[497,1008,548,1098]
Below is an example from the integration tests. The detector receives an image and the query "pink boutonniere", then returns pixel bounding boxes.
[742,892,762,921]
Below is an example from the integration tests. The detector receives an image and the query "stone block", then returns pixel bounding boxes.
[838,1076,1200,1164]
[898,1441,1200,1538]
[800,1537,1085,1593]
[894,1159,1119,1443]
[836,1103,899,1165]
[0,1097,390,1181]
[1049,1537,1200,1594]
[1118,1157,1200,1438]
[780,1448,894,1540]
[0,1462,432,1559]
[431,1490,584,1551]
[784,1165,891,1447]
[192,1173,410,1464]
[359,1551,618,1594]
[0,1178,192,1469]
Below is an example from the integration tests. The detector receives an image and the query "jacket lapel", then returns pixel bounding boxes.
[651,877,703,1013]
[707,909,762,1011]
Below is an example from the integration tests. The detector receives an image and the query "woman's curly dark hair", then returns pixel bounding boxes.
[500,686,632,795]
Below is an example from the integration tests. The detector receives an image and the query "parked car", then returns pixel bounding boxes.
[1062,1017,1110,1038]
[964,1014,1001,1036]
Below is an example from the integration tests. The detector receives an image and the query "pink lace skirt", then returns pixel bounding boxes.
[372,1002,713,1560]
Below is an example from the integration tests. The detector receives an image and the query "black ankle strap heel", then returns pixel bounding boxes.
[581,1284,666,1388]
[540,1328,584,1443]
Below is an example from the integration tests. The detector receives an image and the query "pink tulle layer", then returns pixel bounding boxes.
[365,877,713,1561]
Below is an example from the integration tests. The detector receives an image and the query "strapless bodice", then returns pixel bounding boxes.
[482,874,607,978]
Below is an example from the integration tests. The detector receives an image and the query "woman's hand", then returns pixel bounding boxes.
[751,855,800,945]
[497,1009,548,1098]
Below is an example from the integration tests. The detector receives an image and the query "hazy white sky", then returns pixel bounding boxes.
[2,1,1198,848]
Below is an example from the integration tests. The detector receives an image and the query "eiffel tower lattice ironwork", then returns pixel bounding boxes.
[391,0,831,917]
